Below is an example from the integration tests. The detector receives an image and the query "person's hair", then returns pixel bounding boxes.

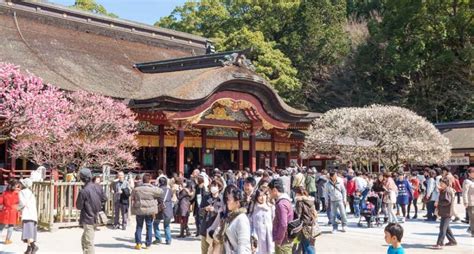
[411,171,418,177]
[468,167,474,174]
[197,175,205,185]
[268,178,284,193]
[245,177,257,187]
[211,178,224,191]
[252,189,266,205]
[157,169,163,176]
[92,175,101,183]
[355,171,362,176]
[329,170,337,178]
[429,169,437,178]
[7,179,18,192]
[294,186,308,196]
[158,177,167,186]
[142,173,151,184]
[454,174,459,179]
[384,223,403,242]
[224,184,244,207]
[383,172,392,178]
[175,177,183,185]
[440,178,449,186]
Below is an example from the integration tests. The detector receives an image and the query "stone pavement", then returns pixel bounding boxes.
[1,203,473,253]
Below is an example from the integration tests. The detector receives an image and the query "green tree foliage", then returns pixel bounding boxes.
[348,0,473,122]
[72,0,118,18]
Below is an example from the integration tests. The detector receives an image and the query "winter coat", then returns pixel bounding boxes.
[273,193,293,246]
[193,186,208,217]
[249,203,274,254]
[279,175,292,197]
[199,193,224,237]
[77,183,106,225]
[437,188,454,218]
[112,180,131,205]
[224,209,252,254]
[305,175,317,193]
[383,177,398,203]
[316,176,328,199]
[409,178,420,199]
[430,176,442,202]
[462,178,474,207]
[453,178,462,193]
[157,186,173,220]
[295,196,318,241]
[395,179,413,205]
[324,178,347,202]
[0,191,20,225]
[346,178,356,196]
[19,188,37,222]
[131,183,163,216]
[177,188,193,217]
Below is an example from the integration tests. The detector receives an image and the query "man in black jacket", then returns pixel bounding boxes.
[77,168,106,254]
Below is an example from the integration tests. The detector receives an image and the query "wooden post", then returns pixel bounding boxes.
[297,143,302,167]
[201,128,207,168]
[158,125,166,172]
[270,132,276,169]
[238,131,243,171]
[176,127,185,177]
[249,129,256,172]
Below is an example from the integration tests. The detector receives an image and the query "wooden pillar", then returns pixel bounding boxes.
[249,129,256,172]
[297,143,302,167]
[238,131,243,171]
[176,127,185,177]
[270,133,276,169]
[201,128,207,168]
[158,125,166,172]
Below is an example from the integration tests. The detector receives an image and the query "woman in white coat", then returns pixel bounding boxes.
[219,185,251,254]
[249,189,274,254]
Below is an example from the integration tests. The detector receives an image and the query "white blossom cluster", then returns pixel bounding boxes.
[302,105,451,168]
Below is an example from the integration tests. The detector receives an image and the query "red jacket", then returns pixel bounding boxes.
[453,178,462,193]
[0,191,20,225]
[410,178,420,199]
[346,179,356,196]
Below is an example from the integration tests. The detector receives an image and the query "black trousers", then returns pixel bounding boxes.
[348,195,355,214]
[437,217,456,245]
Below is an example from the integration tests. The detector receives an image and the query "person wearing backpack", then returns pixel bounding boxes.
[153,177,173,245]
[294,186,319,254]
[112,171,131,230]
[269,178,294,254]
[324,170,347,233]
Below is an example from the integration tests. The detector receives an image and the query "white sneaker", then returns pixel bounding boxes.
[400,217,405,223]
[331,229,337,234]
[341,226,346,232]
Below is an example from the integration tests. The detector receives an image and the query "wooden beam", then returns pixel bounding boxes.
[176,127,185,177]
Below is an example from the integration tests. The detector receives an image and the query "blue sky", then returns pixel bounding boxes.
[47,0,187,25]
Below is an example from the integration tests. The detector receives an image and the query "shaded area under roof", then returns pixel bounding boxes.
[436,121,474,150]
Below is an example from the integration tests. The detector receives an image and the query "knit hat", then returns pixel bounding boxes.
[79,168,92,182]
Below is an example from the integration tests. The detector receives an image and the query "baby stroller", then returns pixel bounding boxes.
[357,192,382,228]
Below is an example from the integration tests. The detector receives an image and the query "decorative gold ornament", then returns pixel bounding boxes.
[204,106,234,121]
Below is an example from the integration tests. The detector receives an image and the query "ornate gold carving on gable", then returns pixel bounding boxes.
[204,106,234,121]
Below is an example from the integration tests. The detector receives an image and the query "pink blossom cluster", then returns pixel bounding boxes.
[0,63,138,170]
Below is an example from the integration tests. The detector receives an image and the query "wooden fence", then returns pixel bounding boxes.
[32,181,115,231]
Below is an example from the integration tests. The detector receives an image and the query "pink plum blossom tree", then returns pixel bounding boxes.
[1,63,138,171]
[0,63,73,169]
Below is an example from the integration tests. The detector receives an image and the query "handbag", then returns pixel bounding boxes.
[158,188,169,213]
[287,218,303,239]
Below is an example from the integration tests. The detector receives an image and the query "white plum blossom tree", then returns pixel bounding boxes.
[303,105,451,170]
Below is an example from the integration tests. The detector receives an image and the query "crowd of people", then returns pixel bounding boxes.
[0,165,473,254]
